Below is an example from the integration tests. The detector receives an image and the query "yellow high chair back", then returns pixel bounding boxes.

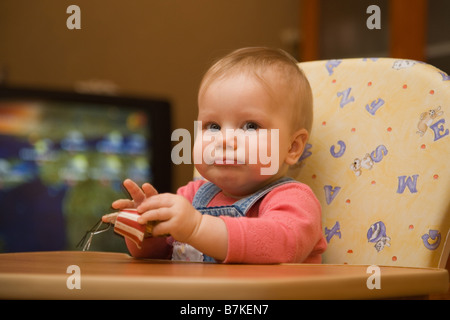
[289,58,450,268]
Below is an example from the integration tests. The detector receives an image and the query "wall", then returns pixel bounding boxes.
[0,0,299,191]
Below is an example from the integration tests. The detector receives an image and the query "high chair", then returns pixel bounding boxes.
[190,58,449,299]
[289,58,450,269]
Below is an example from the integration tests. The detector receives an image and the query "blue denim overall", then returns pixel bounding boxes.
[171,176,296,262]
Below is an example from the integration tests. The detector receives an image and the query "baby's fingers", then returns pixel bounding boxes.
[149,220,171,238]
[137,193,175,213]
[102,212,119,224]
[123,179,146,204]
[142,183,158,198]
[137,207,172,225]
[112,199,135,209]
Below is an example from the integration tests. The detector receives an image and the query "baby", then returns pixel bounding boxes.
[103,47,326,263]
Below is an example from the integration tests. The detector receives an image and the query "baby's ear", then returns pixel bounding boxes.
[285,128,309,165]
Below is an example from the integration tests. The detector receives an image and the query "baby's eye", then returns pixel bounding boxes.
[243,122,259,131]
[205,123,221,132]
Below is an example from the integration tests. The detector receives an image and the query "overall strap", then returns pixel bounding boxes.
[233,177,296,215]
[192,177,296,214]
[192,182,221,209]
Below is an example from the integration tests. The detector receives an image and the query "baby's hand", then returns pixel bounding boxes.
[112,179,158,210]
[136,193,203,243]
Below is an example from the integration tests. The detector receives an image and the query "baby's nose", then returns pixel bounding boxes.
[224,134,237,150]
[219,130,238,150]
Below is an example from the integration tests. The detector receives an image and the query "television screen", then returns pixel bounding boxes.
[0,87,171,253]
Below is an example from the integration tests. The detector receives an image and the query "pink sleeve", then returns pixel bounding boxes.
[176,179,207,200]
[220,183,326,264]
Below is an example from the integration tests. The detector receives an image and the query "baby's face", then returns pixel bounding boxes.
[194,73,295,197]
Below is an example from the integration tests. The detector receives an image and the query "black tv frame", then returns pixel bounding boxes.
[0,85,172,193]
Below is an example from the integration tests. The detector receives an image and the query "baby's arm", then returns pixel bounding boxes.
[136,194,228,261]
[187,214,228,261]
[220,183,325,264]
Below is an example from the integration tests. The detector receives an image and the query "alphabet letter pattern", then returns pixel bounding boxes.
[290,58,450,268]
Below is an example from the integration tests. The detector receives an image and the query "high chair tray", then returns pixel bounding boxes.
[0,251,447,299]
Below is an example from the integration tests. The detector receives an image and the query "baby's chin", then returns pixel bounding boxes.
[208,174,280,198]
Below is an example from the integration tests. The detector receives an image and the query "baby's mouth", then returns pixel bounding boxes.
[213,157,245,165]
[212,149,245,165]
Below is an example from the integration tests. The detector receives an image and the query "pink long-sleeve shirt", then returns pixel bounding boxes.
[126,179,327,264]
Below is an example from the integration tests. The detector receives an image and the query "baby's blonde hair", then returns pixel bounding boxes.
[198,47,313,133]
